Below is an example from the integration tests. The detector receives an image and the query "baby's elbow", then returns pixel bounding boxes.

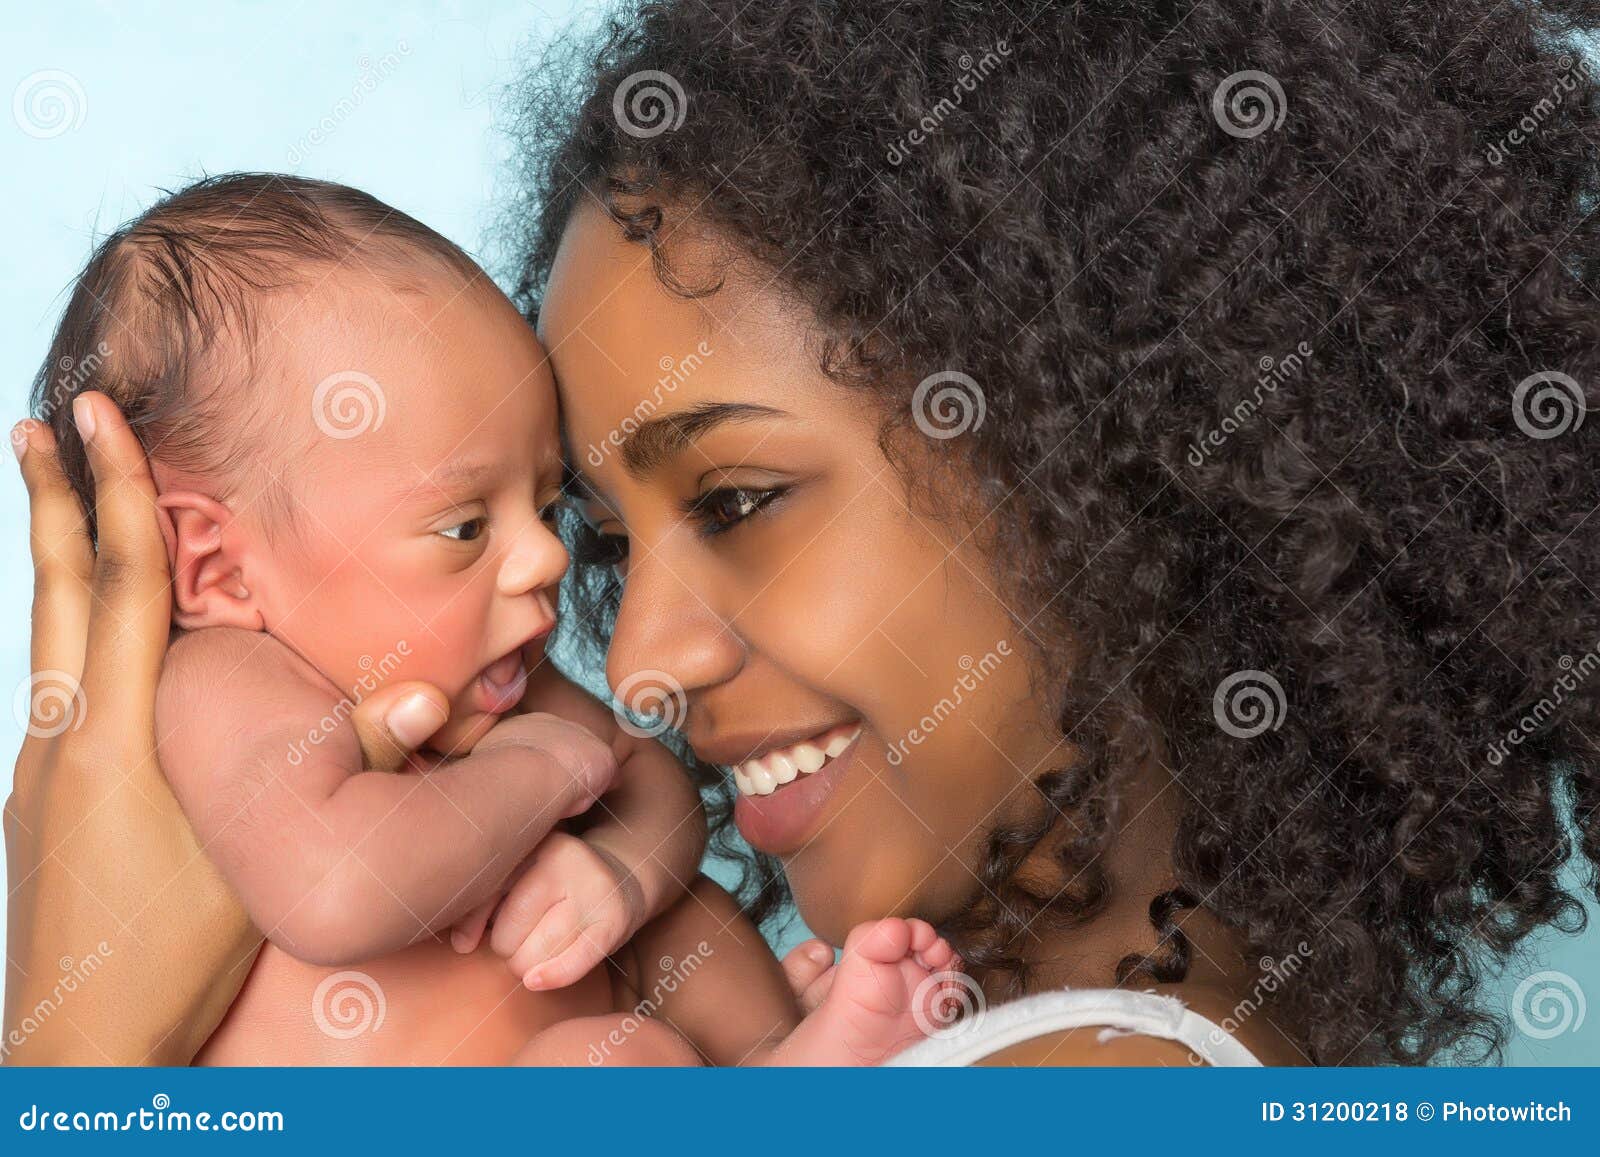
[261,868,386,967]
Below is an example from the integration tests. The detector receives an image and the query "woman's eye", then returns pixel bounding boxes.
[571,528,630,583]
[439,517,487,542]
[688,486,784,536]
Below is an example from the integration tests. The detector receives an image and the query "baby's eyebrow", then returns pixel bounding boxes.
[411,458,498,499]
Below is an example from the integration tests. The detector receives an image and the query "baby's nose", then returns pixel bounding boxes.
[497,520,569,596]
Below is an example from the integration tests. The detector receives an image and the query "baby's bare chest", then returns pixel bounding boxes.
[195,938,615,1065]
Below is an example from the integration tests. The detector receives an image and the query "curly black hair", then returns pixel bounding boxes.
[509,0,1600,1064]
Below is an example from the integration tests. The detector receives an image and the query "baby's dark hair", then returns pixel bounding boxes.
[31,172,484,537]
[514,0,1600,1063]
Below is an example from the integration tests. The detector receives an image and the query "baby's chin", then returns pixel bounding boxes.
[422,649,532,758]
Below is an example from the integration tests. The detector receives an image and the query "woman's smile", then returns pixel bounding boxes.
[712,721,864,853]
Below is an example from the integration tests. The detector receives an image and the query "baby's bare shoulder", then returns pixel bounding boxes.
[162,628,320,712]
[158,629,346,764]
[157,629,360,833]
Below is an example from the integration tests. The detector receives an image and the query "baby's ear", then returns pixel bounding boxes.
[156,491,264,632]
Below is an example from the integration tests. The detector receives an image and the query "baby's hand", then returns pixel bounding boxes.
[483,831,644,990]
[474,712,620,819]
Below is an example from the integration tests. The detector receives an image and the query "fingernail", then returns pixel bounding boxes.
[807,943,833,965]
[72,395,97,444]
[451,929,473,954]
[387,693,447,749]
[10,421,30,462]
[523,970,545,991]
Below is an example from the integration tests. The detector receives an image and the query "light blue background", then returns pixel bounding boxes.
[2,1,1594,1065]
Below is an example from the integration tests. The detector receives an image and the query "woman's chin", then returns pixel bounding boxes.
[784,859,904,947]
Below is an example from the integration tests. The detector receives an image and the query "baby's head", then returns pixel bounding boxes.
[34,174,568,755]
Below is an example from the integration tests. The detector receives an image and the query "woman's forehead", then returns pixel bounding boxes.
[543,205,811,370]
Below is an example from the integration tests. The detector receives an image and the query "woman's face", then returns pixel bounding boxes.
[540,205,1063,943]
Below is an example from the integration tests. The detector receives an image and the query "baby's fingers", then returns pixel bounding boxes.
[487,864,562,960]
[505,899,582,980]
[450,896,498,954]
[516,925,609,992]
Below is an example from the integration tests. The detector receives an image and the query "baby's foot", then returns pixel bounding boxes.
[769,918,961,1066]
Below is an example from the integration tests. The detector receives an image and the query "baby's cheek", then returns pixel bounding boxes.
[417,594,495,683]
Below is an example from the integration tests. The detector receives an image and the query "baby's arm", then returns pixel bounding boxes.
[512,876,800,1066]
[468,664,707,987]
[155,628,616,966]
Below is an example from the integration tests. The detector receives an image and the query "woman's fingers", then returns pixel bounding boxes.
[74,393,172,713]
[15,418,93,682]
[349,681,449,772]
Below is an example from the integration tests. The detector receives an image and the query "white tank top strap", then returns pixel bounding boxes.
[887,988,1264,1067]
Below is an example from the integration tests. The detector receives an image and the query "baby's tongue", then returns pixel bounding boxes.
[482,650,524,690]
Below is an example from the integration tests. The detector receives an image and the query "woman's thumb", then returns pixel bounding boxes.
[352,681,449,772]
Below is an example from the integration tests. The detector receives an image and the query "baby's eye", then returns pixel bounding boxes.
[439,517,487,542]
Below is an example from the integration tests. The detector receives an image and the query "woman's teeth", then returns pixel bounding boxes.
[732,725,861,796]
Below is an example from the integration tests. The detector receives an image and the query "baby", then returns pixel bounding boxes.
[36,173,958,1066]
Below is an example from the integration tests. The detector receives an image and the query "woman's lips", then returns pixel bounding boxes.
[473,648,530,716]
[731,725,863,855]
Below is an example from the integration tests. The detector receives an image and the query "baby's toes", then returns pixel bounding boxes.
[913,933,958,975]
[903,918,940,955]
[842,917,914,966]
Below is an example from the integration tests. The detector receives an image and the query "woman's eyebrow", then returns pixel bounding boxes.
[616,401,786,476]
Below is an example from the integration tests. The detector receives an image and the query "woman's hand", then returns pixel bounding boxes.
[3,393,450,1064]
[4,394,255,1064]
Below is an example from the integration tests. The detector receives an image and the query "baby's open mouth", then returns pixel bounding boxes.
[474,647,530,716]
[731,723,862,796]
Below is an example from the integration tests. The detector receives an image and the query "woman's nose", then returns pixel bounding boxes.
[497,518,569,597]
[606,548,744,710]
